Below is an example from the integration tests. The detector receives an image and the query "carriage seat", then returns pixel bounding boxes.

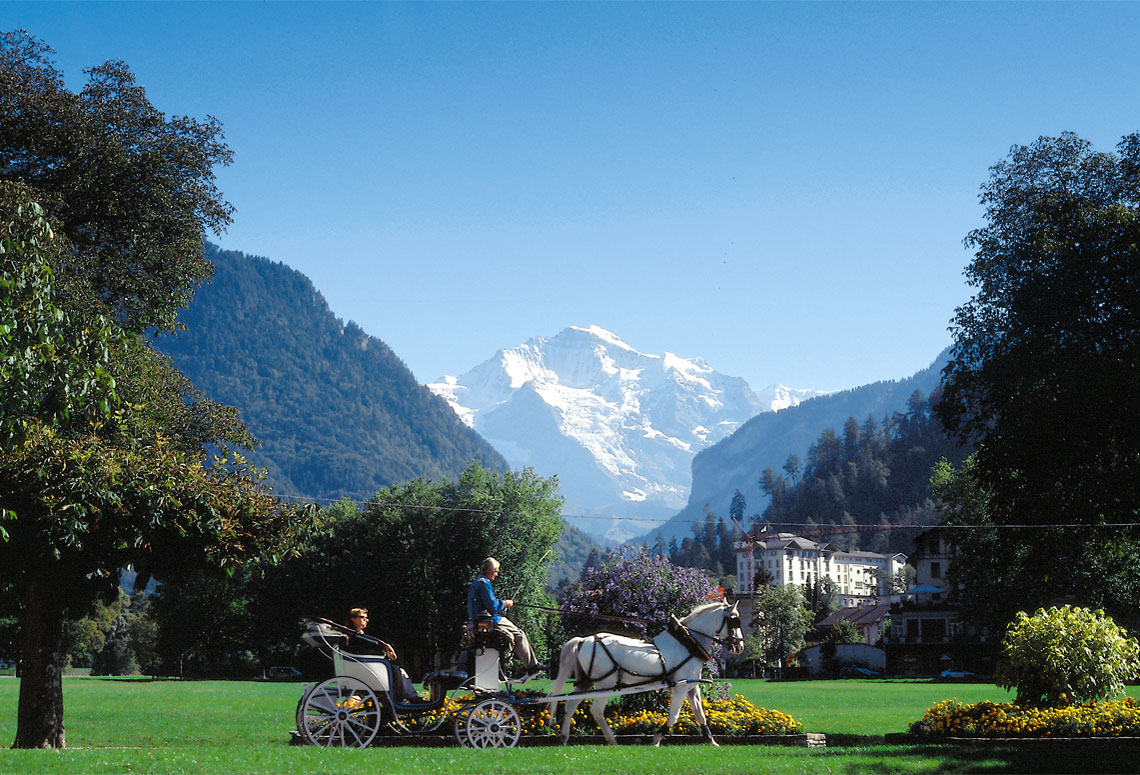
[462,618,512,653]
[423,668,467,690]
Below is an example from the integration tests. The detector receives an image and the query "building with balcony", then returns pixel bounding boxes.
[734,529,907,604]
[882,526,993,676]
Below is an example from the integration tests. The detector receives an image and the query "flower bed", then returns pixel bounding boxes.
[557,692,803,737]
[394,689,802,738]
[910,698,1140,738]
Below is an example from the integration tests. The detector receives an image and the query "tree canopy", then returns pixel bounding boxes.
[746,583,812,670]
[0,31,295,748]
[0,30,232,332]
[238,463,564,678]
[757,390,966,555]
[937,132,1140,527]
[934,132,1140,634]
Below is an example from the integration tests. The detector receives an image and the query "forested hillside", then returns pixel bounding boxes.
[154,245,510,502]
[756,388,970,555]
[647,351,951,545]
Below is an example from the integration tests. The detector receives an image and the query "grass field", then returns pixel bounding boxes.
[1,677,1138,774]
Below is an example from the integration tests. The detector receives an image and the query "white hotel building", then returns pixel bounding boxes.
[735,530,907,605]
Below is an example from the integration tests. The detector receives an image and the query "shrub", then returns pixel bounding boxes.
[995,605,1140,706]
[558,547,717,638]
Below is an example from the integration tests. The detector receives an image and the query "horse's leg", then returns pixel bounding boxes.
[688,685,718,746]
[650,686,687,747]
[557,698,583,744]
[590,694,618,745]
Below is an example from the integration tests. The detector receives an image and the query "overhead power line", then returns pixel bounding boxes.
[267,492,1140,532]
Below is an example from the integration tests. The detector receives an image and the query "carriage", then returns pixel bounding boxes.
[294,600,743,749]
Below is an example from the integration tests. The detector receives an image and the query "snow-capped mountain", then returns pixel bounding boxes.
[428,326,825,544]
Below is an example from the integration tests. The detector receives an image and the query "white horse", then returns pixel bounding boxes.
[546,601,744,746]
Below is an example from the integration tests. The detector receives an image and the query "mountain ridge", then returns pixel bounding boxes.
[428,325,827,543]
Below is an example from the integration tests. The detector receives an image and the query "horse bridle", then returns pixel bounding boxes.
[685,608,744,652]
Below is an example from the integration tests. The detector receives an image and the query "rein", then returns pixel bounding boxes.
[686,614,744,651]
[513,602,653,626]
[517,602,742,649]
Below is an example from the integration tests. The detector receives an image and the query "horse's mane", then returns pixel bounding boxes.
[681,601,727,623]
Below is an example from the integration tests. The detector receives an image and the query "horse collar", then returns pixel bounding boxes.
[667,615,711,662]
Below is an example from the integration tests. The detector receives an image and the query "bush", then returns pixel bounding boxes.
[558,547,716,638]
[995,605,1140,706]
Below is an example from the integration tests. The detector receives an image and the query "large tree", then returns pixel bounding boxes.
[935,132,1140,632]
[246,463,564,678]
[0,30,232,333]
[746,583,812,671]
[0,32,296,748]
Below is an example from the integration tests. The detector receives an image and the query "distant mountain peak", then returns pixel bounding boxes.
[427,325,826,543]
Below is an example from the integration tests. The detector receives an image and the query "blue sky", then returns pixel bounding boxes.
[7,2,1139,391]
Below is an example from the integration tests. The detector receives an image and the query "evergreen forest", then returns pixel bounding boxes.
[154,245,510,503]
[756,389,970,555]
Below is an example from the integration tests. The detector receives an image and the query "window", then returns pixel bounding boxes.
[922,618,947,641]
[931,562,942,579]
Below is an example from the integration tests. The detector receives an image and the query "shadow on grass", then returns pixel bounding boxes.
[820,740,1140,774]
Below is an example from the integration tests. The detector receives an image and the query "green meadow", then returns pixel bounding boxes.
[0,677,1137,774]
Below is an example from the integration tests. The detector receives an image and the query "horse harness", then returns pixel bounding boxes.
[579,609,741,690]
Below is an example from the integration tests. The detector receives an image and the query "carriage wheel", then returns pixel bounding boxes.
[298,676,382,748]
[459,698,522,748]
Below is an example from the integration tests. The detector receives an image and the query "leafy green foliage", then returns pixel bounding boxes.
[758,390,967,554]
[746,584,813,668]
[0,30,232,333]
[196,463,564,677]
[0,183,118,452]
[830,618,864,646]
[0,31,306,748]
[995,606,1140,707]
[154,245,509,502]
[935,133,1140,633]
[667,509,741,579]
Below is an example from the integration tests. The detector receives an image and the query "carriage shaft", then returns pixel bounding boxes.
[516,678,708,706]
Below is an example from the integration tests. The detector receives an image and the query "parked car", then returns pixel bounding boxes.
[267,665,303,680]
[941,669,975,679]
[841,665,881,677]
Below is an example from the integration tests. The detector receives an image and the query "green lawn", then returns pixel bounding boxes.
[0,677,1137,774]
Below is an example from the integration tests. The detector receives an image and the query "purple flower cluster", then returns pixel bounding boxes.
[558,546,717,637]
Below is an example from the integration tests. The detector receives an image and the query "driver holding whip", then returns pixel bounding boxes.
[467,557,544,683]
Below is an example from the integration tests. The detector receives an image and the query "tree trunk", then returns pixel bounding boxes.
[14,579,66,749]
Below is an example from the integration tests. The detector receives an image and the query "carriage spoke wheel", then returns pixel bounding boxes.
[298,676,381,748]
[460,698,522,748]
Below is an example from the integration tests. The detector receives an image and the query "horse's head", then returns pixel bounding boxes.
[682,601,746,656]
[720,601,745,655]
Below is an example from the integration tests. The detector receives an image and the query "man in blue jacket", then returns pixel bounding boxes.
[467,557,543,682]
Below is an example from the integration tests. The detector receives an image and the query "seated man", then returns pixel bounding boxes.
[345,607,421,702]
[466,558,543,683]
